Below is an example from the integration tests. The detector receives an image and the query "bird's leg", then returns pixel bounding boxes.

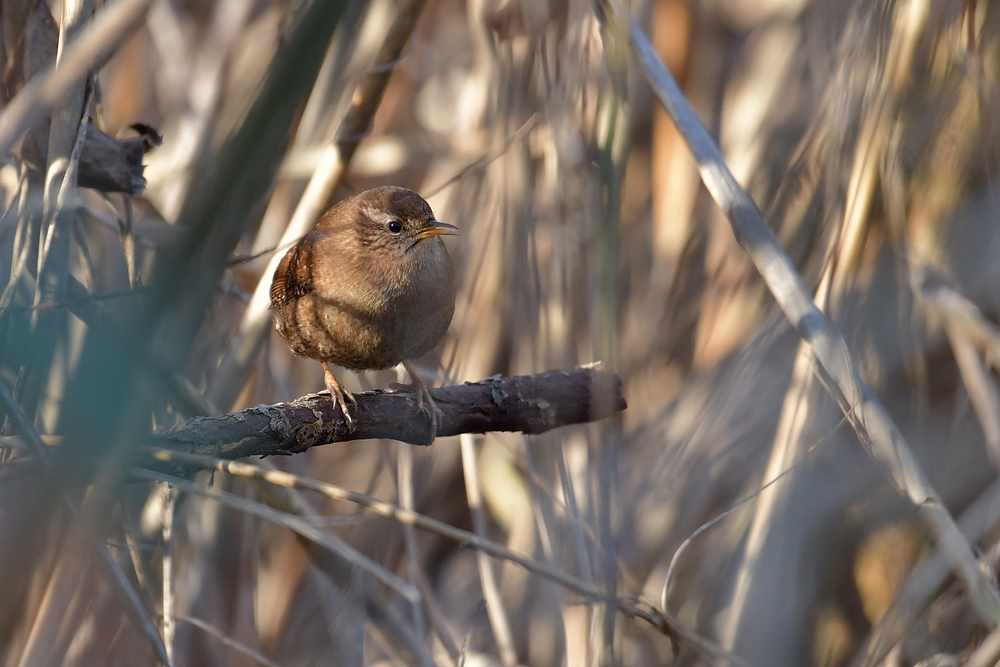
[322,362,357,428]
[401,361,443,439]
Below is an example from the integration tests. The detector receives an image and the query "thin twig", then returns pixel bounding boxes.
[177,615,283,667]
[143,445,615,600]
[0,282,147,315]
[177,614,281,667]
[457,602,486,667]
[131,468,421,605]
[142,446,739,664]
[423,113,539,198]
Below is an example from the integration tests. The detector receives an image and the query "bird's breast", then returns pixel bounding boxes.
[274,240,455,371]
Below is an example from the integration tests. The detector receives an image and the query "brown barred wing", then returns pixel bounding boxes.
[270,232,319,309]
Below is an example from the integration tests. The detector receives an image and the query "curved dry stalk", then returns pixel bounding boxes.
[721,0,937,646]
[248,462,439,667]
[661,413,844,667]
[616,0,1000,626]
[948,330,1000,462]
[850,475,1000,667]
[143,446,745,666]
[146,446,592,600]
[919,276,1000,466]
[717,345,819,648]
[919,277,1000,368]
[131,468,421,605]
[423,114,539,199]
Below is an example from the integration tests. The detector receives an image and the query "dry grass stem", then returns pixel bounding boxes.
[143,445,739,663]
[160,482,176,667]
[0,0,152,156]
[850,474,1000,667]
[5,0,1000,663]
[620,0,1000,627]
[131,467,422,605]
[0,379,170,665]
[460,433,517,666]
[143,445,584,590]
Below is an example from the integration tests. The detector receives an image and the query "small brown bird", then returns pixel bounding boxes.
[269,186,457,431]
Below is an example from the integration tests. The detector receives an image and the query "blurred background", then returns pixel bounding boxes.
[2,0,1000,665]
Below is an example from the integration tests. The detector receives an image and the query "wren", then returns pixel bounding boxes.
[269,186,457,433]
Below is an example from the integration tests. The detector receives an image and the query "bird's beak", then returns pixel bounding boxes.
[417,220,459,240]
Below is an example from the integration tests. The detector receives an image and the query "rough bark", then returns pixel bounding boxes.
[155,364,625,453]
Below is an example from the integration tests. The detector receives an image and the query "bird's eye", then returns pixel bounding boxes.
[387,220,402,234]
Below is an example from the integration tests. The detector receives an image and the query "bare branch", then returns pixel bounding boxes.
[155,364,625,454]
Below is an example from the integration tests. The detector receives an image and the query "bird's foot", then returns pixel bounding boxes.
[323,363,357,430]
[413,381,444,439]
[397,361,444,440]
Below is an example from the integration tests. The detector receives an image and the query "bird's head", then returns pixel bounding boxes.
[345,186,458,258]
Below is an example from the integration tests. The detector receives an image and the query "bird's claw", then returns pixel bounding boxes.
[324,364,357,431]
[414,383,443,440]
[331,387,357,429]
[387,381,441,433]
[400,361,443,440]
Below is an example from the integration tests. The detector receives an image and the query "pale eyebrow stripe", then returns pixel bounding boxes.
[361,205,392,222]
